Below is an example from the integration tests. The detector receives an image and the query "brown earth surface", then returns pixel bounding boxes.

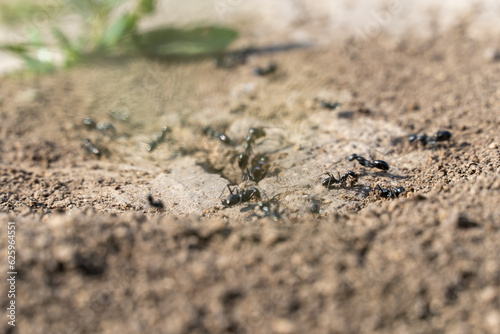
[1,24,500,334]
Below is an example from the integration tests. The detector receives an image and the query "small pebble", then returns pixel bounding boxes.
[20,206,31,216]
[480,286,497,303]
[486,311,500,330]
[272,319,296,334]
[484,48,500,62]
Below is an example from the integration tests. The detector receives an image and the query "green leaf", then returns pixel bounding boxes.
[134,26,238,56]
[52,27,72,50]
[51,27,82,68]
[99,13,138,50]
[0,39,47,56]
[0,43,29,55]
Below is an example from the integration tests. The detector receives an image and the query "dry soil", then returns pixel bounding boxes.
[0,20,499,334]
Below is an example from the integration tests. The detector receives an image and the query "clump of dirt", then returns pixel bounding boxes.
[0,25,499,333]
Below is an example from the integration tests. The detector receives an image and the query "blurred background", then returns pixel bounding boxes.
[1,0,499,74]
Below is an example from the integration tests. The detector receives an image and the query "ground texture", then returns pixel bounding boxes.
[0,23,500,333]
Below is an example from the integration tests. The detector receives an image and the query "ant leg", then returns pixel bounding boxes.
[245,168,254,181]
[351,174,358,187]
[262,190,269,201]
[328,172,336,190]
[247,189,255,201]
[338,171,347,188]
[326,158,343,170]
[244,142,254,155]
[227,184,239,195]
[368,151,376,166]
[249,189,259,201]
[219,185,232,201]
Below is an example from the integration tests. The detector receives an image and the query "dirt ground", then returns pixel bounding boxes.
[0,17,500,334]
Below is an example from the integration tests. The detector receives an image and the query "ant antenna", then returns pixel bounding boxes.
[318,171,332,177]
[257,188,270,201]
[219,184,236,199]
[325,158,343,170]
[370,148,390,158]
[218,187,227,199]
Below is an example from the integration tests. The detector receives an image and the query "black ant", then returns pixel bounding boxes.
[434,130,452,141]
[253,155,269,168]
[321,101,341,110]
[83,117,97,129]
[242,154,270,183]
[254,63,277,76]
[147,126,171,152]
[409,130,452,146]
[348,154,390,171]
[221,185,261,207]
[82,118,116,137]
[238,127,267,171]
[202,126,233,146]
[83,138,102,157]
[147,194,164,209]
[375,185,405,199]
[238,152,250,170]
[237,141,253,171]
[321,171,358,190]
